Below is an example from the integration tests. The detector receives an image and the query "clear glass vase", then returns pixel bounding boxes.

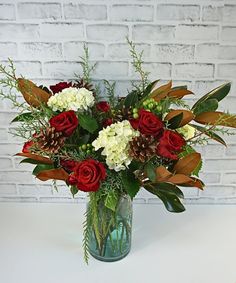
[87,194,132,262]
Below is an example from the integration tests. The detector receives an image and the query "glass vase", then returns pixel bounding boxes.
[87,193,132,262]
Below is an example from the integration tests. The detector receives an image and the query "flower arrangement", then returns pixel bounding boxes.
[0,42,235,262]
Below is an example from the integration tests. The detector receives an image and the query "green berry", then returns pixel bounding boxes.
[148,103,154,109]
[81,144,87,151]
[133,108,138,113]
[86,149,91,154]
[133,113,139,119]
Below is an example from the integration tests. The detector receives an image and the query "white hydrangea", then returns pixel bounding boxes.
[47,87,95,112]
[177,125,195,140]
[92,120,139,172]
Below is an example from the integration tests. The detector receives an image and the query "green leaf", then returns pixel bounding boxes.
[193,98,218,116]
[167,112,183,129]
[144,183,185,213]
[190,124,227,147]
[192,82,231,110]
[105,191,118,212]
[171,85,187,91]
[77,113,98,133]
[121,170,140,199]
[20,158,51,165]
[142,80,159,97]
[32,164,54,176]
[11,112,35,123]
[144,162,156,183]
[70,186,78,198]
[124,90,139,108]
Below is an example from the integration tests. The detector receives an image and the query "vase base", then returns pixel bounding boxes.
[89,248,131,262]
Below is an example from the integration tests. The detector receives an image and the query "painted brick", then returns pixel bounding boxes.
[219,45,236,59]
[223,5,236,23]
[17,2,62,20]
[0,184,17,196]
[86,25,128,41]
[64,4,107,20]
[176,25,219,40]
[221,26,236,41]
[108,43,150,59]
[132,25,175,41]
[110,5,153,22]
[141,62,172,79]
[196,44,219,59]
[41,23,84,40]
[0,24,39,40]
[93,61,128,77]
[0,4,15,20]
[64,42,105,60]
[13,61,42,78]
[154,44,194,61]
[19,42,62,60]
[43,61,83,78]
[0,42,17,59]
[202,6,222,22]
[156,4,200,21]
[205,159,236,171]
[200,186,236,197]
[217,64,236,78]
[173,63,214,79]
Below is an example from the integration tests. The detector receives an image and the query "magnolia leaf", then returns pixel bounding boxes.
[17,78,51,108]
[36,168,69,182]
[150,81,172,102]
[77,113,98,133]
[20,158,49,165]
[156,166,172,182]
[179,177,205,190]
[144,162,157,183]
[144,183,185,213]
[193,98,218,116]
[16,152,53,165]
[190,124,227,147]
[167,112,183,129]
[124,90,139,108]
[194,111,236,128]
[121,171,140,199]
[168,89,193,99]
[142,80,160,97]
[165,109,194,127]
[167,174,193,185]
[173,152,201,176]
[33,164,55,176]
[192,82,231,109]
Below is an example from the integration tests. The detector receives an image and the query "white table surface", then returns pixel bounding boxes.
[0,203,235,283]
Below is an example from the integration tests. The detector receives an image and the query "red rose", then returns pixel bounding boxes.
[156,130,186,160]
[103,118,113,128]
[50,82,72,94]
[60,159,78,173]
[130,109,164,136]
[96,101,110,113]
[68,159,106,192]
[22,140,34,153]
[49,110,78,137]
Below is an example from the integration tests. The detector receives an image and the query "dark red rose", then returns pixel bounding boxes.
[68,159,106,192]
[130,109,164,136]
[60,159,78,173]
[156,130,186,160]
[96,101,110,113]
[50,82,72,94]
[103,118,113,128]
[49,110,78,137]
[22,140,34,153]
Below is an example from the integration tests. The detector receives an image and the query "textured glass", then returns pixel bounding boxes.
[88,194,132,262]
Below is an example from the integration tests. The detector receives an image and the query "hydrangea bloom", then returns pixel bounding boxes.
[47,87,95,112]
[177,125,195,140]
[92,120,139,172]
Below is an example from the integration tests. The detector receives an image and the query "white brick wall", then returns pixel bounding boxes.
[0,0,236,205]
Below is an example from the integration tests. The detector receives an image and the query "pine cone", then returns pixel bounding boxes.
[74,78,95,94]
[129,135,156,162]
[34,127,65,154]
